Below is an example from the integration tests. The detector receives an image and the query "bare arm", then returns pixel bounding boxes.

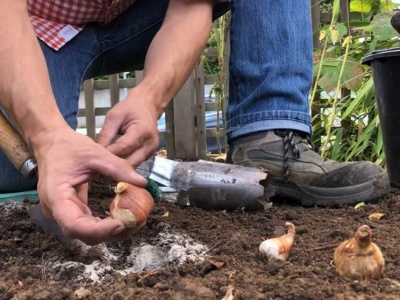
[0,0,67,146]
[139,0,214,115]
[0,0,147,245]
[98,0,214,165]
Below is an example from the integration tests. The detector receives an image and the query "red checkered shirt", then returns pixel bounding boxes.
[28,0,136,51]
[29,0,229,51]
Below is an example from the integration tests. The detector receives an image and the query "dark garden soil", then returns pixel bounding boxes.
[1,176,400,300]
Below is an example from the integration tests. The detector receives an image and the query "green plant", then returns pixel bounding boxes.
[311,0,399,167]
[203,13,231,155]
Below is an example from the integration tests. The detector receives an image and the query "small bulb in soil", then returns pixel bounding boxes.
[259,222,296,261]
[109,182,154,228]
[334,225,384,280]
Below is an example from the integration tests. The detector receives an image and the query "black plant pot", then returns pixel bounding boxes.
[363,48,400,186]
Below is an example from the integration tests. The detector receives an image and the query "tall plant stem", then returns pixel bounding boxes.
[310,0,340,109]
[321,39,351,156]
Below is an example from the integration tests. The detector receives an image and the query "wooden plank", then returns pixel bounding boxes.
[205,103,217,111]
[311,0,322,130]
[93,78,136,90]
[159,128,227,140]
[109,74,120,107]
[78,107,110,117]
[118,78,136,89]
[195,62,207,159]
[340,0,350,28]
[320,12,332,23]
[173,72,197,160]
[164,101,175,159]
[204,75,217,85]
[340,0,351,112]
[83,79,96,139]
[311,0,321,50]
[223,30,230,152]
[135,71,144,85]
[93,80,110,90]
[205,47,218,57]
[158,131,166,141]
[206,128,225,137]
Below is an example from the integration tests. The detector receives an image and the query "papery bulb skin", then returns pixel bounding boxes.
[334,225,384,280]
[110,182,154,228]
[259,222,296,261]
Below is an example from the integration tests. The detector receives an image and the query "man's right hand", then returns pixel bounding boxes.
[30,126,148,245]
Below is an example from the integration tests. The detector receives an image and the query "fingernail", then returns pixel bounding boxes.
[132,171,147,186]
[111,225,126,236]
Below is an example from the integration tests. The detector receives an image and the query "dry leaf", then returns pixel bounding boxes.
[226,270,236,279]
[206,259,224,269]
[330,26,339,44]
[368,213,384,221]
[221,285,234,300]
[342,36,352,47]
[138,271,160,283]
[319,30,327,41]
[354,202,366,209]
[209,153,227,162]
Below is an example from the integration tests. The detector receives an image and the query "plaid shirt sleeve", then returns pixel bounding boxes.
[30,16,83,51]
[28,0,135,51]
[29,0,229,51]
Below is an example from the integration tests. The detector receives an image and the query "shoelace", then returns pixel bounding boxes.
[276,130,319,181]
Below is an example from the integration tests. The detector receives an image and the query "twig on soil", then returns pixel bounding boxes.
[138,271,160,283]
[206,241,223,252]
[386,278,400,289]
[221,285,234,300]
[41,253,48,282]
[302,243,341,251]
[365,220,386,229]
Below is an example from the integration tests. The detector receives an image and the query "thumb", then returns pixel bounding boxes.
[89,149,147,187]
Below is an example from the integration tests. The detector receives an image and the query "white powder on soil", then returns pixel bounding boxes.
[47,224,209,283]
[1,202,209,283]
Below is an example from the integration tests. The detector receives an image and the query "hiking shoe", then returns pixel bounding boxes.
[227,130,390,207]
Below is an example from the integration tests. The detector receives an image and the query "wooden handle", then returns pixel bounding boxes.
[0,112,33,172]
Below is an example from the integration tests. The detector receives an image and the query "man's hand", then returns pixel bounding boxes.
[97,86,160,167]
[97,0,213,167]
[31,126,147,245]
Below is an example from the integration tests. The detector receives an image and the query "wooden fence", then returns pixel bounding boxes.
[80,0,350,160]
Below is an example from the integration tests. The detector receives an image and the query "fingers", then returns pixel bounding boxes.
[106,131,159,167]
[50,190,133,245]
[96,112,121,148]
[125,148,153,169]
[89,149,147,187]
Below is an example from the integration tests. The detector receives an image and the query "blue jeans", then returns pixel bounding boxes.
[0,0,312,192]
[227,0,312,140]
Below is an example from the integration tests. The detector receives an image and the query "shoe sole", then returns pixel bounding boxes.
[270,171,390,207]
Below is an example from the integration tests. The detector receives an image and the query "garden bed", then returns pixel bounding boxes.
[1,179,400,300]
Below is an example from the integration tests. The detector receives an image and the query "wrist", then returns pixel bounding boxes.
[26,117,70,156]
[130,81,169,118]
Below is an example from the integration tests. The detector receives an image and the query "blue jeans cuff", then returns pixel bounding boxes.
[228,119,312,140]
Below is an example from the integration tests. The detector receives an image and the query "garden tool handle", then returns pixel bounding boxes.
[0,111,37,178]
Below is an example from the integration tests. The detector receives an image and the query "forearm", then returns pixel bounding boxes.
[137,0,213,116]
[0,0,67,147]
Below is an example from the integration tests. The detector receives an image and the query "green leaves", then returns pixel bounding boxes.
[311,0,400,166]
[371,12,400,41]
[349,0,395,13]
[341,57,364,91]
[317,64,338,93]
[350,0,375,13]
[316,57,364,92]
